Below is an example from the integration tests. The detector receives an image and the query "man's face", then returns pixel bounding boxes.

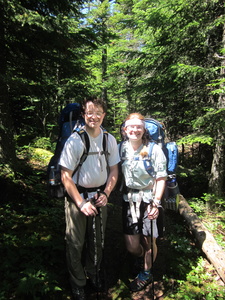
[84,101,105,129]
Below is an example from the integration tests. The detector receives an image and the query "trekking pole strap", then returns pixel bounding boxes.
[78,198,90,210]
[99,190,108,199]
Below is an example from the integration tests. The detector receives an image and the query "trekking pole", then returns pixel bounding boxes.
[97,190,105,251]
[92,209,100,300]
[150,201,155,300]
[93,189,104,300]
[97,189,106,293]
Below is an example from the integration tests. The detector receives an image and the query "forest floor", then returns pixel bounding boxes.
[84,190,224,300]
[1,157,225,300]
[85,196,173,300]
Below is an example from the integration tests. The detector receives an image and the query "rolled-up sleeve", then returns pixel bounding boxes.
[152,145,167,179]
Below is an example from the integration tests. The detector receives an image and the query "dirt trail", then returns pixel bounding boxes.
[83,191,175,299]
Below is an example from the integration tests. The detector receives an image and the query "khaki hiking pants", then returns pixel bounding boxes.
[65,197,107,287]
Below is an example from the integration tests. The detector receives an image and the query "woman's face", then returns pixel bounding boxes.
[125,124,145,142]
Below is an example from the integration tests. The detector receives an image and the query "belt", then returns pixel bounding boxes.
[77,184,106,194]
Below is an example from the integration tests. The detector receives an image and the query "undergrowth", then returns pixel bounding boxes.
[0,146,225,299]
[189,195,225,250]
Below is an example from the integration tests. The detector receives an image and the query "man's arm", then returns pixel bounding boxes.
[61,166,98,216]
[94,164,118,207]
[104,164,119,198]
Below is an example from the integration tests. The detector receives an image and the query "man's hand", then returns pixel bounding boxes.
[80,201,98,216]
[93,191,108,208]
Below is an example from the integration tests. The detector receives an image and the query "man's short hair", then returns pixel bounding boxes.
[82,97,107,113]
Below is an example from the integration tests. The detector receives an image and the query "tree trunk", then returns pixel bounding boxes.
[102,47,108,104]
[208,131,225,197]
[0,5,17,170]
[209,23,225,197]
[178,195,225,283]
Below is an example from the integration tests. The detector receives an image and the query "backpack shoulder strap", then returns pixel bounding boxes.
[143,141,156,177]
[117,140,126,192]
[72,129,90,183]
[76,128,90,163]
[102,128,109,155]
[148,141,155,157]
[102,128,110,173]
[119,140,127,162]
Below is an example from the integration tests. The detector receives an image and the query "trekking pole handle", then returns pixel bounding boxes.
[148,199,159,219]
[149,199,155,208]
[96,189,101,213]
[149,199,159,208]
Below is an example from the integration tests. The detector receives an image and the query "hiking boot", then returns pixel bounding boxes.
[129,270,153,292]
[87,273,104,292]
[71,286,86,300]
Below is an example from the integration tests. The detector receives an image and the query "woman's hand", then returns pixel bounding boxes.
[147,203,159,220]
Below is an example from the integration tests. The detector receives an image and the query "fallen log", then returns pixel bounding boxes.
[178,194,225,283]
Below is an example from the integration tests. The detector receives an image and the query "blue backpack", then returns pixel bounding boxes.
[47,103,108,198]
[120,118,179,211]
[144,118,178,178]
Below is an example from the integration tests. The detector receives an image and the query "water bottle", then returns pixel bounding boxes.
[49,166,56,185]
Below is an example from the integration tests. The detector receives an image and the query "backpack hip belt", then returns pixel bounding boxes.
[77,184,106,196]
[125,185,154,194]
[128,190,145,224]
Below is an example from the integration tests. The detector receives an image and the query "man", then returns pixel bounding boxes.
[59,97,120,300]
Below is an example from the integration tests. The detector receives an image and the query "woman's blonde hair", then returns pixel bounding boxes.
[125,113,149,158]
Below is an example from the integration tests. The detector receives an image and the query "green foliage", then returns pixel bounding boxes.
[17,269,62,298]
[189,194,225,249]
[17,146,53,167]
[0,164,15,180]
[170,257,225,300]
[2,0,225,195]
[165,219,200,278]
[1,145,225,299]
[32,137,55,152]
[1,0,225,297]
[177,163,210,198]
[1,0,225,295]
[32,148,53,165]
[196,193,225,211]
[0,163,67,299]
[2,0,99,145]
[0,198,66,299]
[177,134,213,146]
[162,212,225,300]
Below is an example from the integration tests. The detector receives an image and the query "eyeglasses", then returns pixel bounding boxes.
[126,125,144,130]
[85,111,104,118]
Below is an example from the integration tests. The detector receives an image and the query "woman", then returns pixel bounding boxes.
[120,112,167,292]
